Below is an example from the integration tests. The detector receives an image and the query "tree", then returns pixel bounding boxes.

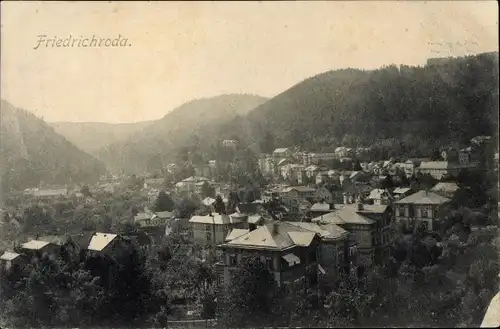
[154,191,176,212]
[213,195,226,214]
[353,159,362,171]
[218,256,280,328]
[200,182,216,199]
[243,188,256,203]
[174,197,198,218]
[226,191,241,214]
[80,185,92,198]
[324,273,374,326]
[379,175,395,190]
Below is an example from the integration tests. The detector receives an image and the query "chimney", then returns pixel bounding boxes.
[272,221,279,235]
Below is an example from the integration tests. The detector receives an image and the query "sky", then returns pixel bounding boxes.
[1,1,498,123]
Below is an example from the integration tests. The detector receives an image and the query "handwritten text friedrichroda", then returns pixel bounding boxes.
[34,34,131,49]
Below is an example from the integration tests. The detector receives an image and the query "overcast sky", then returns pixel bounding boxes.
[1,1,498,123]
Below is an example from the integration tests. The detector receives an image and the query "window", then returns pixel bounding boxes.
[205,224,211,231]
[266,257,273,270]
[421,207,428,218]
[229,254,237,265]
[396,207,401,217]
[206,231,212,242]
[309,249,317,262]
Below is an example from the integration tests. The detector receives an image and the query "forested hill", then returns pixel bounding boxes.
[96,94,268,174]
[50,121,153,154]
[246,51,499,153]
[0,100,107,193]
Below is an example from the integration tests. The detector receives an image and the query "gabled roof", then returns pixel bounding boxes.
[393,187,412,194]
[395,190,451,205]
[153,211,174,219]
[273,148,290,154]
[21,240,51,250]
[189,214,242,225]
[286,221,348,240]
[32,189,68,197]
[430,182,460,193]
[0,251,21,261]
[225,229,250,242]
[181,176,210,183]
[311,203,387,225]
[277,158,290,166]
[248,215,264,224]
[282,186,317,193]
[225,221,318,250]
[202,197,216,206]
[134,212,152,222]
[38,235,71,246]
[368,189,387,200]
[88,233,118,251]
[310,203,333,212]
[419,161,449,170]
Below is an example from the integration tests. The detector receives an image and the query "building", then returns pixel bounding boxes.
[280,186,317,203]
[20,240,61,260]
[217,221,322,293]
[392,187,413,200]
[305,165,321,179]
[459,147,474,165]
[286,221,349,287]
[417,161,477,180]
[188,213,246,246]
[316,172,330,185]
[309,202,336,217]
[87,232,129,256]
[134,211,174,228]
[0,251,24,271]
[311,201,393,268]
[258,154,275,176]
[175,176,211,196]
[368,189,391,205]
[143,177,165,190]
[27,188,68,203]
[394,190,451,232]
[280,164,306,183]
[273,148,293,159]
[430,182,460,199]
[316,187,334,204]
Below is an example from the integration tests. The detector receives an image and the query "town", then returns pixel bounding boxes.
[1,134,498,328]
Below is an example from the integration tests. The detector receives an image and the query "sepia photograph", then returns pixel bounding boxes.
[0,1,499,328]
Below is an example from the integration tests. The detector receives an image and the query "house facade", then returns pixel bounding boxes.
[217,221,322,294]
[311,201,393,268]
[188,214,245,246]
[394,190,451,232]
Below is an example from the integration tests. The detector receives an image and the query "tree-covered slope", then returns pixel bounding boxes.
[96,94,267,174]
[0,100,107,192]
[247,52,499,152]
[49,121,153,154]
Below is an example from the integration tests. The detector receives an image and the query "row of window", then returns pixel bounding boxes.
[395,206,432,218]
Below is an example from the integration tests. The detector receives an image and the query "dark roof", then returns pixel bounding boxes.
[70,232,95,249]
[236,202,260,215]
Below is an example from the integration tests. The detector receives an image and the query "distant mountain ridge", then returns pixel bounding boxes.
[1,100,107,193]
[95,52,498,174]
[50,121,153,154]
[96,94,268,173]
